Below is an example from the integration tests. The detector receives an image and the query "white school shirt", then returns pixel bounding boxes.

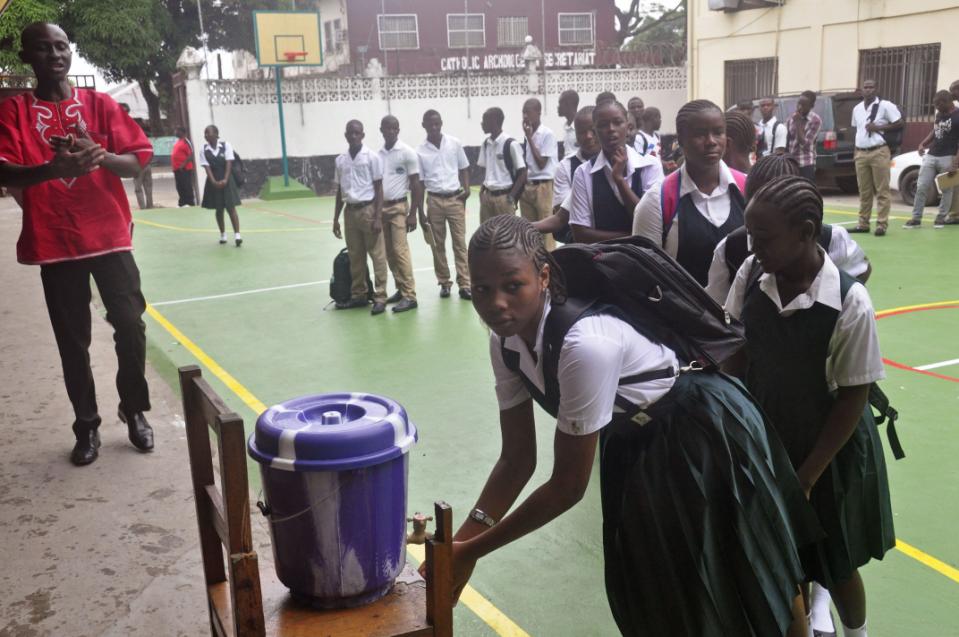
[198,140,234,166]
[552,150,591,207]
[725,252,885,390]
[635,131,661,157]
[633,160,737,258]
[378,140,419,201]
[417,135,469,193]
[334,145,383,204]
[759,117,787,156]
[705,225,870,305]
[477,131,526,189]
[852,99,902,149]
[569,146,664,230]
[562,121,579,157]
[523,124,558,180]
[489,296,678,436]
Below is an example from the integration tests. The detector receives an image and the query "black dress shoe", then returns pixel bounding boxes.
[71,429,101,466]
[118,409,154,452]
[392,298,418,313]
[371,302,387,315]
[439,284,452,298]
[458,287,472,300]
[386,290,403,304]
[848,225,870,233]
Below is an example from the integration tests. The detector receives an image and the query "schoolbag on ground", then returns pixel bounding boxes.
[329,248,373,304]
[501,138,525,198]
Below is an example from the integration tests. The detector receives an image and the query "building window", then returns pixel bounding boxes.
[859,44,941,121]
[724,57,778,109]
[378,14,419,51]
[324,18,344,53]
[447,14,485,49]
[558,13,594,47]
[498,17,528,47]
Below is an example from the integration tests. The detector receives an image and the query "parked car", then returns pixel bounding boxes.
[890,150,940,207]
[734,92,864,192]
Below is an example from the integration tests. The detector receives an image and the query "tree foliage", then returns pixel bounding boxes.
[615,0,686,48]
[0,0,60,74]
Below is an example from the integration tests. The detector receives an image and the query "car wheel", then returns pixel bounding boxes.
[835,176,859,194]
[900,169,940,207]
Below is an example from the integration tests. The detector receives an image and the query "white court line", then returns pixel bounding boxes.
[833,220,858,226]
[915,358,959,371]
[151,267,436,307]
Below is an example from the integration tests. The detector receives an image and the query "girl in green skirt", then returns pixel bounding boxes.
[725,175,895,637]
[199,125,242,246]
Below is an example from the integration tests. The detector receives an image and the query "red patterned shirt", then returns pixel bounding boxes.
[0,89,153,265]
[786,110,822,168]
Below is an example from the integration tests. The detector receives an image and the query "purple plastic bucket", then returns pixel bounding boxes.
[247,393,417,608]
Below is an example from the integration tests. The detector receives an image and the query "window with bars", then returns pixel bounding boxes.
[324,19,343,53]
[447,14,485,49]
[378,14,419,51]
[558,13,594,46]
[497,16,528,47]
[859,44,941,121]
[724,57,778,109]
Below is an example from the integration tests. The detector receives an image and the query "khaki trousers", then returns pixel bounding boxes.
[344,203,388,303]
[854,145,892,229]
[382,200,416,301]
[426,194,470,288]
[520,180,555,249]
[479,188,516,223]
[949,184,959,222]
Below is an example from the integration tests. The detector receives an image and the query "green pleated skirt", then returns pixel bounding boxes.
[201,175,242,210]
[600,372,821,637]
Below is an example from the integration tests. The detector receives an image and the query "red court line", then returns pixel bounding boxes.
[877,304,959,383]
[876,304,959,320]
[882,358,959,384]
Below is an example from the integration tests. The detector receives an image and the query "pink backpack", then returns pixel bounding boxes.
[659,168,747,242]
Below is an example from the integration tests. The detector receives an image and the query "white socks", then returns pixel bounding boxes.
[234,232,242,240]
[810,582,835,632]
[842,620,867,637]
[219,232,227,242]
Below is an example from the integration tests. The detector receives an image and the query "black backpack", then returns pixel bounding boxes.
[329,248,373,304]
[231,151,246,186]
[502,138,525,198]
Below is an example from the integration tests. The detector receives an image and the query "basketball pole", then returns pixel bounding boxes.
[275,68,290,187]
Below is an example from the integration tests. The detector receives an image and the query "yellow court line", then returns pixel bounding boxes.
[136,219,322,234]
[823,207,911,221]
[896,540,959,584]
[145,302,530,637]
[876,299,959,318]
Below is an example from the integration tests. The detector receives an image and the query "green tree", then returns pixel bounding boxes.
[615,0,686,48]
[0,0,60,74]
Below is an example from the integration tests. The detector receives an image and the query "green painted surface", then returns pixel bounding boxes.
[259,175,317,200]
[132,197,959,636]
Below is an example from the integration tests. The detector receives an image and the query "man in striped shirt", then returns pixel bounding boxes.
[787,91,823,181]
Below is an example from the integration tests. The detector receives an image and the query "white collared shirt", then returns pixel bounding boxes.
[569,146,665,230]
[477,131,526,189]
[635,130,661,157]
[335,145,382,203]
[198,140,234,166]
[759,117,787,156]
[632,160,737,257]
[725,253,885,389]
[552,150,591,207]
[524,124,558,180]
[378,140,419,201]
[852,98,902,148]
[562,121,579,157]
[489,296,678,436]
[417,135,469,193]
[706,225,870,304]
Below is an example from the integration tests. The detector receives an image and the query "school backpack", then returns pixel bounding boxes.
[329,248,373,305]
[659,168,748,244]
[501,138,525,198]
[231,151,247,186]
[868,100,903,154]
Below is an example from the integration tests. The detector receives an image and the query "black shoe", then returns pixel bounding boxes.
[71,429,101,466]
[386,291,403,304]
[118,409,154,452]
[874,226,886,236]
[903,219,921,229]
[371,302,386,315]
[848,225,870,233]
[392,298,418,313]
[235,237,243,247]
[440,284,452,298]
[458,287,472,300]
[335,298,370,310]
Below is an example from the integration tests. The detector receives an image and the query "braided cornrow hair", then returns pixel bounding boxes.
[750,174,824,235]
[725,110,756,154]
[745,154,801,200]
[468,215,568,303]
[675,99,723,140]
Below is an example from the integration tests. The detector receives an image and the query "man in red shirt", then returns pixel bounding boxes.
[0,22,156,466]
[171,126,196,207]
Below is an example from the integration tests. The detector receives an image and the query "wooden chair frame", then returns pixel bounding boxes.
[179,365,453,637]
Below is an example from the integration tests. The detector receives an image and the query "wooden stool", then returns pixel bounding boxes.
[179,365,454,636]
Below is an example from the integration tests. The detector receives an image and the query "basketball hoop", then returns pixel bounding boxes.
[282,51,307,63]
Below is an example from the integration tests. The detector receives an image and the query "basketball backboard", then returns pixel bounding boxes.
[253,11,323,67]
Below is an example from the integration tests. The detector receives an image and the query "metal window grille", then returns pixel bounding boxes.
[724,57,778,108]
[378,14,419,51]
[447,14,485,49]
[558,13,594,46]
[859,43,940,122]
[497,17,528,47]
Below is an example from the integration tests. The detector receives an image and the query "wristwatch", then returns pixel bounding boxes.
[469,508,496,528]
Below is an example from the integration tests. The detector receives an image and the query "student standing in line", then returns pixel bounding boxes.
[520,98,558,249]
[199,125,243,246]
[627,96,645,127]
[595,90,617,106]
[724,110,757,174]
[947,80,959,225]
[556,89,580,157]
[378,115,421,313]
[724,175,894,637]
[758,97,787,157]
[570,101,664,244]
[416,109,472,300]
[633,100,748,287]
[477,107,527,223]
[171,126,195,207]
[332,119,388,315]
[636,107,662,157]
[446,214,813,637]
[850,79,903,236]
[903,90,959,229]
[787,91,823,181]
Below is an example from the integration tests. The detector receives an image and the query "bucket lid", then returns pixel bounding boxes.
[248,393,417,472]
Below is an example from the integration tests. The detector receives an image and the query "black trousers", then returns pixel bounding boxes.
[174,168,196,206]
[40,252,151,433]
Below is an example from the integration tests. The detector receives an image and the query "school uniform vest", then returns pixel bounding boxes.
[673,185,745,287]
[591,161,644,233]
